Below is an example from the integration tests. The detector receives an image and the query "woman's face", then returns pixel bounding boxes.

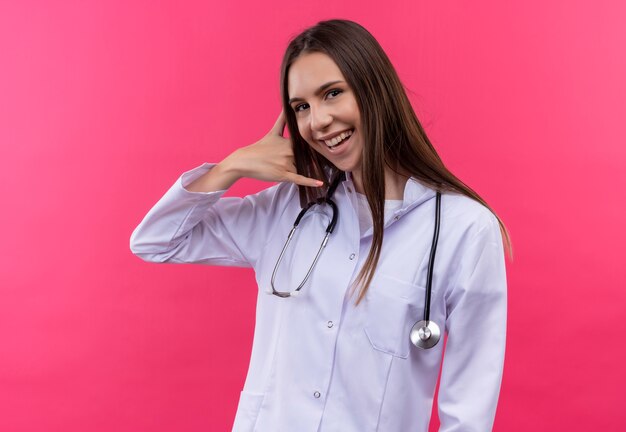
[287,52,363,174]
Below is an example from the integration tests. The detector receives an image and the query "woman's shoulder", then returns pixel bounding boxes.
[440,191,500,240]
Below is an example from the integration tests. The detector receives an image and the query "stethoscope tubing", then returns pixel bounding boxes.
[423,191,441,322]
[270,173,342,297]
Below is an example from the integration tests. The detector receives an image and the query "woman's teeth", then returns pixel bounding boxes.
[324,129,353,148]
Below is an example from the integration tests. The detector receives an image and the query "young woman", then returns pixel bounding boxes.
[130,19,511,432]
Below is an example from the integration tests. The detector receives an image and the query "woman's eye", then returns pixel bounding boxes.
[294,103,309,112]
[327,89,342,98]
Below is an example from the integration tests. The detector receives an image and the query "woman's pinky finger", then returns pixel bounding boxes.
[286,173,324,187]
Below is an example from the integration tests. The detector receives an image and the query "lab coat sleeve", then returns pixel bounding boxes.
[129,162,292,268]
[437,213,507,432]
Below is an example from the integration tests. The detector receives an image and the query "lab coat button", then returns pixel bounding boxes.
[314,391,321,398]
[349,253,356,260]
[327,321,334,328]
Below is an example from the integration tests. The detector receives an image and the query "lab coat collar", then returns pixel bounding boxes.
[342,170,437,215]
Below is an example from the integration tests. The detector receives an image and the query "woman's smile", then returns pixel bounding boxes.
[319,128,355,152]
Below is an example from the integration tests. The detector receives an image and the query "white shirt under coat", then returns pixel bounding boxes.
[129,162,508,432]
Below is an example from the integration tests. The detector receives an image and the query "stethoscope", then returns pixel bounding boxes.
[269,172,442,350]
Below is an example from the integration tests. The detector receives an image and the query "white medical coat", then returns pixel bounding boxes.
[130,162,507,432]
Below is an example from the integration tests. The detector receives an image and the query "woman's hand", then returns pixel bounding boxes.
[223,110,324,187]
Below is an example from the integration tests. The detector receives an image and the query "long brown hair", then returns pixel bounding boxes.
[279,19,512,305]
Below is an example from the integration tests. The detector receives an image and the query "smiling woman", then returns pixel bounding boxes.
[279,20,511,307]
[130,18,511,432]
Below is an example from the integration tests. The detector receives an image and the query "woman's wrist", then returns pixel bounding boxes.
[185,158,241,193]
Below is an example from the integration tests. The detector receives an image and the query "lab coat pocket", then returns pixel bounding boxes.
[363,273,424,359]
[231,390,265,432]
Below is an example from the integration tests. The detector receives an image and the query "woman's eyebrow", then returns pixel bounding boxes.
[288,80,345,104]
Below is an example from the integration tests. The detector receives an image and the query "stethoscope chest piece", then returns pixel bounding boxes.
[410,320,441,349]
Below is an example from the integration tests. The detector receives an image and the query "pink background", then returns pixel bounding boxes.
[1,1,625,431]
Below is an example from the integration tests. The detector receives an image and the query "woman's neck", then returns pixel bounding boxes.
[351,168,408,200]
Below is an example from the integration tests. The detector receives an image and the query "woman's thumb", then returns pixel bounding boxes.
[271,110,286,137]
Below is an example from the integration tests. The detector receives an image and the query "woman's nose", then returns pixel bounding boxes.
[310,105,333,132]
